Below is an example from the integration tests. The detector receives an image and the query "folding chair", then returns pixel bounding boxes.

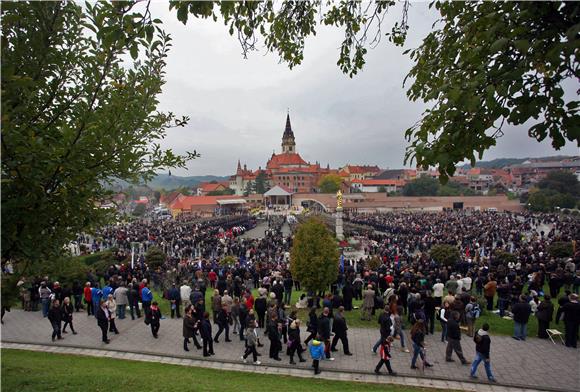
[546,329,564,345]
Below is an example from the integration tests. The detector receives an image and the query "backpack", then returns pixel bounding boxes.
[468,303,481,319]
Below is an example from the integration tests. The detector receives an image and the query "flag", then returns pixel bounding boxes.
[339,253,344,273]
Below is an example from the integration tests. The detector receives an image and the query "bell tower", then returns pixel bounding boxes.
[281,112,296,154]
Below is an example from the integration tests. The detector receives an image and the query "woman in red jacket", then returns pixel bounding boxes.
[83,282,93,316]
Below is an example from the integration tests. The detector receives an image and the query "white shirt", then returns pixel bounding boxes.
[180,285,192,301]
[432,283,444,298]
[456,280,464,292]
[462,277,472,291]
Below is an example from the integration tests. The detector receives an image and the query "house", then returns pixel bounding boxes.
[196,181,229,196]
[351,179,405,193]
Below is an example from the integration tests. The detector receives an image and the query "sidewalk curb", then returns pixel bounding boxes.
[2,340,564,392]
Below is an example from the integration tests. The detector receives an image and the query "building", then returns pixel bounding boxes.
[230,114,341,195]
[351,179,405,193]
[506,158,580,188]
[196,181,229,196]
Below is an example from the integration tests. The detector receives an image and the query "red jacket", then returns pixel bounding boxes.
[379,341,392,361]
[83,286,92,302]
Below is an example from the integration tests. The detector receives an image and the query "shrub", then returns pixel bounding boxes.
[145,246,166,269]
[549,242,574,259]
[430,244,459,266]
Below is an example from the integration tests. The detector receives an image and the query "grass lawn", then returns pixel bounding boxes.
[1,349,436,392]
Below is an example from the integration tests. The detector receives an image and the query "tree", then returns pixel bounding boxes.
[318,174,342,194]
[538,171,580,196]
[402,177,439,196]
[170,1,578,181]
[549,242,574,259]
[208,188,235,196]
[367,255,382,270]
[290,217,339,293]
[220,255,237,266]
[145,246,166,269]
[438,181,478,196]
[430,244,459,267]
[404,2,579,180]
[132,203,146,217]
[243,181,255,197]
[1,2,197,274]
[493,249,517,266]
[255,171,269,194]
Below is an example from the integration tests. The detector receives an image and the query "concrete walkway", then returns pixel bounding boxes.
[2,310,578,392]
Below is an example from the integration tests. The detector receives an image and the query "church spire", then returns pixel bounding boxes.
[282,111,296,153]
[236,159,242,174]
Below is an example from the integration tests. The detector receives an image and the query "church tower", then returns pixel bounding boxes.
[281,113,296,153]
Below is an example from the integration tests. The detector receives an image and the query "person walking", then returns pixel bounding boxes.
[39,282,52,318]
[288,319,306,364]
[330,306,353,355]
[128,281,141,320]
[535,295,554,339]
[309,339,325,375]
[96,299,110,344]
[214,304,232,343]
[511,295,532,341]
[304,307,318,345]
[254,292,267,328]
[183,305,201,351]
[410,319,432,369]
[145,301,161,338]
[374,336,397,376]
[445,311,469,364]
[267,313,282,361]
[200,311,215,357]
[141,283,153,315]
[48,299,63,342]
[61,297,77,335]
[469,323,497,382]
[464,297,480,337]
[372,305,393,354]
[318,307,333,360]
[241,321,261,365]
[106,294,119,335]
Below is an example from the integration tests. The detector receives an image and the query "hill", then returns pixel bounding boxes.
[461,155,577,169]
[108,174,230,191]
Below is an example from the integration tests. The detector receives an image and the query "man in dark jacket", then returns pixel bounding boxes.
[168,283,181,319]
[267,313,282,360]
[48,299,63,342]
[445,311,469,364]
[317,307,333,360]
[254,294,267,328]
[469,323,496,382]
[95,300,110,343]
[330,306,352,355]
[199,312,214,357]
[511,295,532,341]
[372,306,393,354]
[562,293,580,348]
[213,304,231,343]
[535,295,554,339]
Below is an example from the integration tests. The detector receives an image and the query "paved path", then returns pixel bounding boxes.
[2,310,578,392]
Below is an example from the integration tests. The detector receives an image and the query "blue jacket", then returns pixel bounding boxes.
[309,340,325,360]
[102,285,113,299]
[141,287,153,302]
[168,287,180,301]
[91,288,102,304]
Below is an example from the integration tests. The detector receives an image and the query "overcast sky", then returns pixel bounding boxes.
[149,2,579,176]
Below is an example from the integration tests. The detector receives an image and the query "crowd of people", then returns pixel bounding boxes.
[8,209,580,380]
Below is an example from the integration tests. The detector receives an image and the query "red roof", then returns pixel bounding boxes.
[170,195,240,210]
[352,179,405,186]
[199,182,228,192]
[267,153,308,169]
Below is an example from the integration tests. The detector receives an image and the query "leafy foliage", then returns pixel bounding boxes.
[254,171,269,194]
[1,2,197,270]
[404,2,580,180]
[402,177,439,196]
[145,246,166,269]
[208,188,236,196]
[527,172,579,212]
[538,171,580,196]
[132,203,147,216]
[220,255,237,266]
[430,244,459,266]
[367,255,382,270]
[548,241,574,259]
[290,217,339,293]
[318,174,342,194]
[493,249,517,265]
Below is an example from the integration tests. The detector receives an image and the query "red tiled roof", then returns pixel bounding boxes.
[352,179,405,186]
[199,182,227,192]
[266,153,308,169]
[170,195,240,210]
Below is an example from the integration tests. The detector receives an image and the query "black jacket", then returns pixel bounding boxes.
[48,306,62,323]
[378,311,392,338]
[318,314,331,340]
[512,302,532,324]
[332,313,348,335]
[447,318,461,340]
[562,301,580,324]
[535,300,554,322]
[200,318,212,339]
[96,307,109,327]
[254,297,267,314]
[474,332,491,359]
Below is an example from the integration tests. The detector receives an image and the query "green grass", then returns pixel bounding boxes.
[1,349,435,392]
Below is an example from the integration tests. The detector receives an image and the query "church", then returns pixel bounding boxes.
[229,114,335,195]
